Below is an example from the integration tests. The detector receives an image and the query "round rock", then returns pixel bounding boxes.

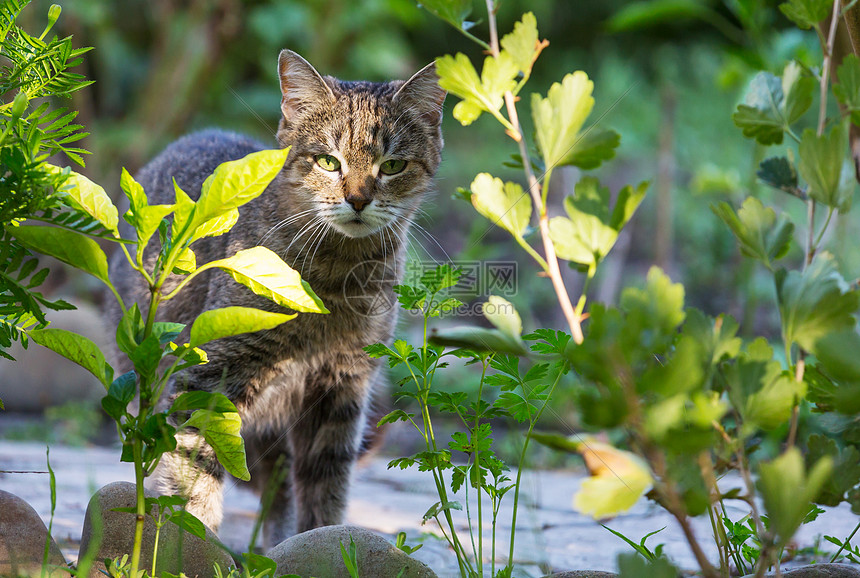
[0,489,67,576]
[78,481,233,578]
[266,525,437,578]
[741,565,860,578]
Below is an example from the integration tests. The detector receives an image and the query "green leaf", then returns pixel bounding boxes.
[779,0,831,29]
[189,306,295,348]
[187,147,290,236]
[558,127,621,170]
[550,178,647,269]
[29,327,113,387]
[712,197,794,270]
[205,246,328,313]
[682,309,742,368]
[776,253,860,352]
[418,0,472,30]
[48,165,119,234]
[168,510,206,541]
[757,156,800,195]
[469,173,531,239]
[101,371,136,421]
[169,391,238,415]
[10,225,110,284]
[805,434,860,506]
[120,167,146,212]
[798,123,855,213]
[834,54,860,126]
[617,552,680,578]
[499,12,544,77]
[190,208,239,243]
[607,0,711,32]
[172,247,196,275]
[757,447,833,546]
[620,267,686,350]
[813,330,860,383]
[529,431,581,453]
[733,64,815,145]
[116,304,144,357]
[532,71,595,170]
[436,52,517,126]
[130,204,173,262]
[429,326,529,356]
[377,409,414,427]
[181,409,249,481]
[482,295,522,339]
[723,338,806,434]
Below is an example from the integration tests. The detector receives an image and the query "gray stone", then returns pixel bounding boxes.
[741,564,860,577]
[78,481,234,578]
[266,525,437,578]
[544,570,618,578]
[0,300,110,412]
[0,490,67,577]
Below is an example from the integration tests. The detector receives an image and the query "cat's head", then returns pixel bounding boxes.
[275,50,445,239]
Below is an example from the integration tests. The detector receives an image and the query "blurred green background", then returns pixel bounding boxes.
[6,0,858,445]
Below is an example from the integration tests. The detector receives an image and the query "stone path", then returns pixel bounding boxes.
[2,436,859,577]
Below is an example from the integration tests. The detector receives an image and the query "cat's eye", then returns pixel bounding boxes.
[379,159,407,175]
[315,154,341,172]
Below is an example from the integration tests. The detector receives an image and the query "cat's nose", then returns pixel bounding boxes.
[345,194,371,212]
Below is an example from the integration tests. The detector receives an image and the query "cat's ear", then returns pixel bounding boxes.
[278,49,335,120]
[394,62,446,127]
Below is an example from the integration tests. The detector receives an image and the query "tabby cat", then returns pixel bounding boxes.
[107,50,445,545]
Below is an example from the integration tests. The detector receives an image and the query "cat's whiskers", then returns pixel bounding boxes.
[284,216,326,265]
[302,218,333,278]
[259,208,319,246]
[403,216,452,263]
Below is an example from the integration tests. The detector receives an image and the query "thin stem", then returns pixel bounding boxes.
[483,0,583,343]
[474,359,489,575]
[812,206,835,250]
[829,519,860,562]
[129,439,146,577]
[507,367,566,566]
[819,0,842,137]
[514,235,549,271]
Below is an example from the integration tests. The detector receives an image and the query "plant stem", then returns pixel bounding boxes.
[483,0,583,344]
[129,439,146,578]
[507,367,565,566]
[819,0,841,138]
[830,519,860,562]
[474,360,489,575]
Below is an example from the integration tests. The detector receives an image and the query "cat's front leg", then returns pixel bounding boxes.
[149,429,225,530]
[289,367,372,532]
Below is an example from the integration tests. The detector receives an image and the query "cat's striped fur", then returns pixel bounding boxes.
[106,50,445,546]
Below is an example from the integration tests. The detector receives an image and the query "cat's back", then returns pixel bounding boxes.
[137,129,268,205]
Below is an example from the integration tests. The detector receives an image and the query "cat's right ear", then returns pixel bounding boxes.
[278,50,335,120]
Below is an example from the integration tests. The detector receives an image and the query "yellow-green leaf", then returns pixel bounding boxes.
[29,327,113,388]
[532,72,595,170]
[483,295,522,339]
[190,147,290,233]
[189,306,296,348]
[500,12,544,77]
[572,440,653,519]
[49,164,119,234]
[181,409,249,481]
[11,225,110,284]
[469,173,531,239]
[207,246,328,314]
[173,247,196,275]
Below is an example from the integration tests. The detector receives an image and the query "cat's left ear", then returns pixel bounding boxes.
[394,62,446,126]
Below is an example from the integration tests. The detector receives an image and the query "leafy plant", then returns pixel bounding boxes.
[406,0,860,577]
[0,0,93,381]
[12,147,327,576]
